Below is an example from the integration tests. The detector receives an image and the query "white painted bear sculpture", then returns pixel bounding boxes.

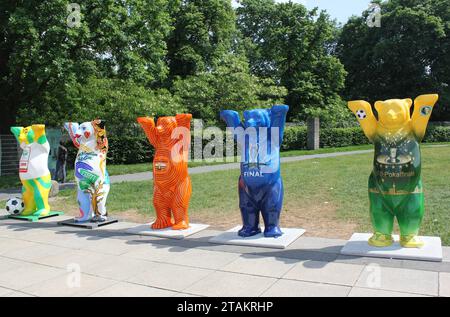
[64,120,110,222]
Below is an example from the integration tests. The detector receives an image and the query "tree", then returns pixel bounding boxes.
[172,54,287,125]
[236,0,347,123]
[0,0,174,133]
[16,77,185,132]
[337,0,449,120]
[166,0,236,80]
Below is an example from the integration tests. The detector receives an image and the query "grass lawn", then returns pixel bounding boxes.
[48,144,450,245]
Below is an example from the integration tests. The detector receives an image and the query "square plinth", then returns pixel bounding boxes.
[9,211,64,223]
[340,233,443,262]
[209,226,306,249]
[126,223,210,240]
[58,218,119,229]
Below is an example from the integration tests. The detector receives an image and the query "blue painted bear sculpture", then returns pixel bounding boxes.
[220,105,289,238]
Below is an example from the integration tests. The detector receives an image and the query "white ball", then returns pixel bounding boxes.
[356,109,367,120]
[5,198,24,215]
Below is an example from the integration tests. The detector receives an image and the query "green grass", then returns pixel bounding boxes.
[0,175,21,190]
[51,145,450,245]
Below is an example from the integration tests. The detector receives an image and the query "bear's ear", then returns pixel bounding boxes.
[404,98,413,109]
[93,119,106,130]
[10,127,23,138]
[374,101,384,113]
[96,120,106,130]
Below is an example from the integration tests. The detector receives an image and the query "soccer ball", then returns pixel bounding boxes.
[356,109,367,120]
[5,198,24,215]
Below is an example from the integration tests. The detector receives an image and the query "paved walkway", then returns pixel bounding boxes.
[0,213,448,297]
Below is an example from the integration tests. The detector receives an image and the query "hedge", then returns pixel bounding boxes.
[65,125,450,166]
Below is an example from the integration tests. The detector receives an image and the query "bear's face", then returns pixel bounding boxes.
[243,110,271,129]
[10,126,44,149]
[156,117,178,138]
[375,99,412,129]
[73,122,96,145]
[65,120,107,153]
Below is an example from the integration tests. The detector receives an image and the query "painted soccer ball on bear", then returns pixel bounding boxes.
[5,198,25,215]
[356,109,367,120]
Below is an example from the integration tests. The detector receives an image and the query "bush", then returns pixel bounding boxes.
[282,126,307,151]
[424,126,450,143]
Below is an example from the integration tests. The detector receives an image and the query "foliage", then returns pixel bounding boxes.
[0,0,175,132]
[237,0,347,122]
[17,77,185,131]
[166,0,236,79]
[172,54,287,125]
[337,0,449,120]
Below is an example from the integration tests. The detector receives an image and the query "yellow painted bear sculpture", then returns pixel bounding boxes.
[348,94,439,248]
[10,125,52,217]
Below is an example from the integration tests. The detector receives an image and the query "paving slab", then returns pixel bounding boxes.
[127,262,213,292]
[3,291,35,297]
[0,286,15,296]
[209,226,305,249]
[156,248,240,270]
[90,282,178,297]
[34,249,113,270]
[0,239,38,256]
[0,257,26,272]
[289,236,347,254]
[83,256,153,281]
[2,243,69,262]
[348,287,429,297]
[184,271,276,297]
[0,262,65,290]
[123,244,190,263]
[21,273,117,297]
[439,272,450,297]
[222,254,298,278]
[356,265,438,296]
[261,279,350,297]
[126,223,210,240]
[81,237,142,256]
[283,260,365,286]
[341,233,442,262]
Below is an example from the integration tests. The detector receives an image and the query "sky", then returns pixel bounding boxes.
[232,0,375,24]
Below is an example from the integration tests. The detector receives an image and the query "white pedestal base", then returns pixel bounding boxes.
[341,233,443,262]
[209,226,306,249]
[126,223,209,240]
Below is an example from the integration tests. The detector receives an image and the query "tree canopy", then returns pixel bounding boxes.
[337,0,449,119]
[0,0,448,133]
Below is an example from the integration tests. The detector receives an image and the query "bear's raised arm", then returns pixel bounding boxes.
[348,100,378,142]
[31,124,48,145]
[175,114,193,130]
[270,105,289,143]
[10,127,23,143]
[412,94,439,141]
[220,110,242,129]
[137,117,158,146]
[64,122,80,148]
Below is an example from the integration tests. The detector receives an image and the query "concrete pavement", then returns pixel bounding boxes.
[0,216,448,297]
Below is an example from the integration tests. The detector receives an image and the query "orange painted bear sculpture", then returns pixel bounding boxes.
[137,114,192,230]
